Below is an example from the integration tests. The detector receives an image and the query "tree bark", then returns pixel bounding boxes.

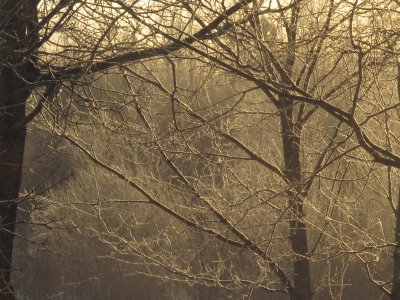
[280,103,312,300]
[0,1,38,297]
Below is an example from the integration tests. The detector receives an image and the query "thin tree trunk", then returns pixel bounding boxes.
[281,106,312,300]
[0,1,38,297]
[278,2,312,296]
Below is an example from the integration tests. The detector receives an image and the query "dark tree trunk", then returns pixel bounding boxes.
[392,189,400,300]
[0,1,39,297]
[280,103,312,300]
[0,72,28,298]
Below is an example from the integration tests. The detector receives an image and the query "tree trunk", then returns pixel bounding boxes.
[280,105,312,300]
[0,1,38,297]
[392,188,400,300]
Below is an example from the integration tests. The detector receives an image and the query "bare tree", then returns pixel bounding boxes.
[0,1,40,297]
[4,0,400,299]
